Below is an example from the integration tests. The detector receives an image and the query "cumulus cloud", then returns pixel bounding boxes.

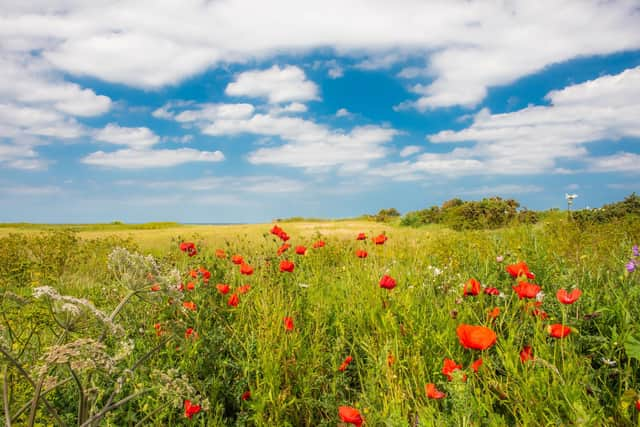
[335,108,352,118]
[399,145,421,157]
[375,66,640,180]
[81,148,224,169]
[94,123,159,148]
[225,65,319,104]
[2,0,637,109]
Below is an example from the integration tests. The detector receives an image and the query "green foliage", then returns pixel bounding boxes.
[401,196,536,230]
[572,193,640,225]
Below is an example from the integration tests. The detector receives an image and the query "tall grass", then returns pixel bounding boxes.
[1,218,639,426]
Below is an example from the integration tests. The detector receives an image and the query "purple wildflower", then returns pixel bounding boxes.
[633,245,639,258]
[627,260,636,273]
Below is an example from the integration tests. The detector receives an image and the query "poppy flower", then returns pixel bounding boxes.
[512,282,541,299]
[372,234,388,245]
[484,287,500,296]
[556,288,582,305]
[283,316,294,331]
[456,324,497,351]
[238,284,251,294]
[228,293,239,307]
[338,406,363,427]
[471,358,483,373]
[240,263,254,275]
[277,243,290,256]
[215,248,226,259]
[506,261,535,279]
[186,282,195,291]
[189,269,198,279]
[185,328,198,340]
[338,355,353,371]
[379,275,396,290]
[520,346,534,363]
[241,390,251,401]
[356,232,366,240]
[150,283,161,292]
[355,249,368,258]
[280,260,295,273]
[425,383,446,399]
[154,323,162,336]
[442,358,466,381]
[270,225,284,236]
[199,267,211,282]
[531,308,548,319]
[463,278,481,296]
[313,240,326,249]
[636,399,640,411]
[279,232,290,242]
[179,242,197,257]
[387,352,395,367]
[184,400,201,419]
[548,324,571,338]
[488,307,500,320]
[295,245,307,255]
[231,255,244,265]
[216,283,230,295]
[182,301,196,311]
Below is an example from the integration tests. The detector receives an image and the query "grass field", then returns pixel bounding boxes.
[1,218,640,426]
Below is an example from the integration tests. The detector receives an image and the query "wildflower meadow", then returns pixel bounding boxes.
[1,215,640,426]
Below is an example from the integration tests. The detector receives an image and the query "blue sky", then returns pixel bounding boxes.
[1,1,639,223]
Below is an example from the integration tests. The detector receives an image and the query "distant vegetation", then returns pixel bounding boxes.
[572,193,640,225]
[0,221,181,231]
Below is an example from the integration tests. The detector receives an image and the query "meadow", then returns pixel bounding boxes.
[1,216,640,426]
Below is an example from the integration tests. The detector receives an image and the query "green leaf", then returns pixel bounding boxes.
[623,333,640,361]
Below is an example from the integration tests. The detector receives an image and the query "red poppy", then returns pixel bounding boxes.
[556,288,582,305]
[150,283,161,292]
[506,261,535,279]
[548,324,571,338]
[372,234,388,245]
[241,390,251,401]
[312,240,326,249]
[231,255,244,265]
[216,283,230,295]
[387,352,395,367]
[179,242,197,257]
[240,263,254,276]
[238,284,251,294]
[442,358,466,381]
[531,308,548,319]
[379,275,396,290]
[456,324,497,351]
[484,287,500,296]
[186,282,195,291]
[355,249,368,258]
[279,232,290,242]
[189,269,198,279]
[338,406,363,427]
[184,400,201,419]
[199,267,211,282]
[182,301,196,311]
[520,346,534,363]
[512,282,541,299]
[471,358,483,373]
[488,307,500,320]
[277,243,291,256]
[338,355,353,371]
[425,383,446,399]
[154,323,162,336]
[463,278,481,296]
[295,245,307,255]
[178,283,184,292]
[270,225,284,236]
[636,399,640,411]
[185,328,198,340]
[280,260,295,272]
[283,316,294,331]
[215,248,226,259]
[228,293,239,307]
[356,232,366,240]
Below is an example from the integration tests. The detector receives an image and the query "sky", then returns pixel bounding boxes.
[1,0,639,223]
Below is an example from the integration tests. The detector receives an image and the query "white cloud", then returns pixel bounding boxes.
[376,66,640,179]
[81,148,224,169]
[2,0,638,109]
[399,145,421,157]
[335,108,351,118]
[94,123,159,148]
[269,102,308,115]
[225,65,319,104]
[0,184,62,196]
[172,103,255,123]
[123,175,305,194]
[588,152,640,173]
